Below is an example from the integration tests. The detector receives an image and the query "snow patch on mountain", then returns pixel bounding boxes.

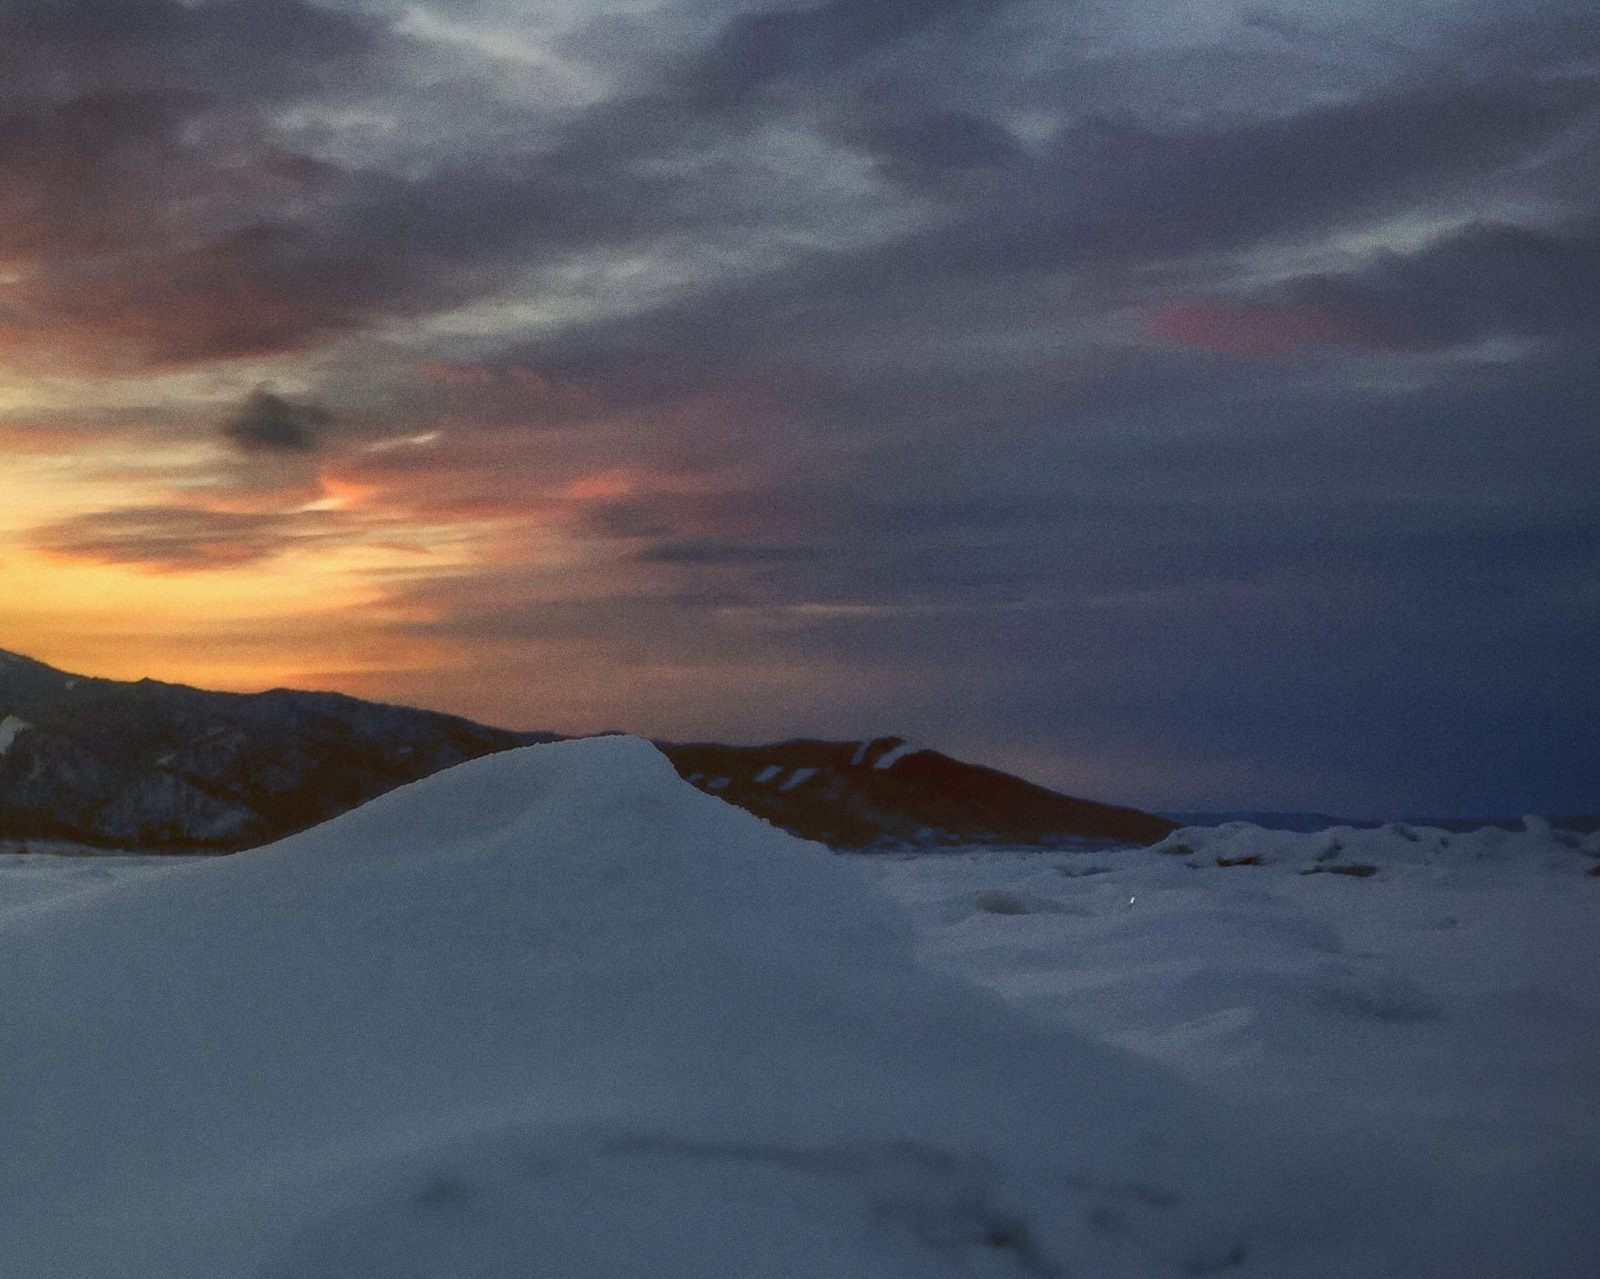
[0,715,30,756]
[874,738,918,770]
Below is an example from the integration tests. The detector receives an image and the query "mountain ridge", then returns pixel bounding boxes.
[0,648,1175,851]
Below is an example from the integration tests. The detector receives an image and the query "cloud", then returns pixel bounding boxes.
[635,539,835,566]
[223,389,328,454]
[1146,218,1600,356]
[29,504,332,570]
[4,0,1587,376]
[679,0,1010,109]
[6,0,1599,813]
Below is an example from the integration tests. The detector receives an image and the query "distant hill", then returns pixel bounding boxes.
[1162,811,1362,834]
[664,737,1176,849]
[0,649,557,849]
[0,649,1175,851]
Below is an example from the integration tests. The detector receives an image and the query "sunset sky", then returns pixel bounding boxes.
[2,0,1596,815]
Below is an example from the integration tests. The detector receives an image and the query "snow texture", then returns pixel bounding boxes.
[0,738,1278,1279]
[871,823,1600,1278]
[3,747,1594,1276]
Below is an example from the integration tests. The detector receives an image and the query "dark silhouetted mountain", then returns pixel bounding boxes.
[663,737,1177,848]
[0,649,556,848]
[0,649,1176,851]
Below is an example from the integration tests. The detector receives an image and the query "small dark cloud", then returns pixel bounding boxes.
[223,390,328,454]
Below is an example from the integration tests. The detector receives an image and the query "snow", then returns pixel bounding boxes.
[1,746,1595,1276]
[0,738,1270,1279]
[850,740,871,767]
[0,713,30,756]
[874,738,917,770]
[753,763,783,783]
[868,825,1600,1277]
[779,766,818,792]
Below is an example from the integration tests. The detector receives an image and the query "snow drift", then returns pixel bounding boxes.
[2,736,1284,1279]
[874,825,1600,1278]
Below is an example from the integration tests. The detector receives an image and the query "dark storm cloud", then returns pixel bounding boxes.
[355,0,1598,818]
[10,0,1588,368]
[0,0,1042,370]
[0,0,405,365]
[907,77,1599,280]
[680,0,1005,108]
[224,390,328,453]
[0,0,379,98]
[471,56,1596,422]
[10,0,1600,812]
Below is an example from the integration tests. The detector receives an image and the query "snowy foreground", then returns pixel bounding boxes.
[2,740,1595,1277]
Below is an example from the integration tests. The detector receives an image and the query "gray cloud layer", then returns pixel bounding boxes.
[8,0,1599,813]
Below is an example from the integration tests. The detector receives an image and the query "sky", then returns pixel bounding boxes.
[1,0,1596,817]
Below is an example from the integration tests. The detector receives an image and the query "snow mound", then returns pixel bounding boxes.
[873,836,1600,1277]
[0,737,1286,1279]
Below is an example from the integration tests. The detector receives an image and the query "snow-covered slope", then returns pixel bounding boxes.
[873,822,1600,1277]
[6,746,1593,1275]
[0,737,1270,1279]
